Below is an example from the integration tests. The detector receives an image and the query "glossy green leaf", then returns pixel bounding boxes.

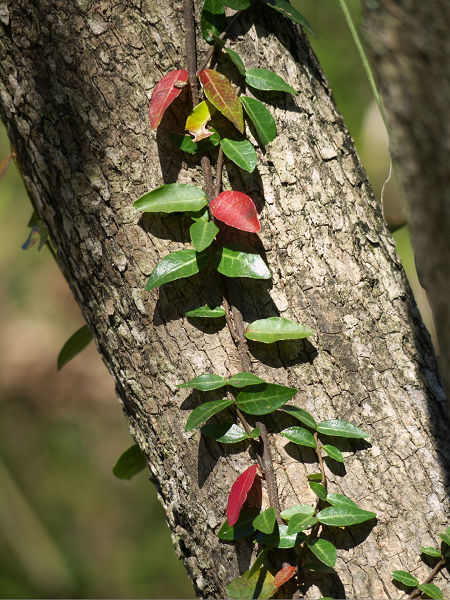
[439,528,450,545]
[249,427,261,438]
[420,546,441,558]
[168,131,221,155]
[57,325,93,370]
[245,68,297,94]
[214,244,272,279]
[187,206,210,221]
[146,250,209,291]
[245,317,314,343]
[261,0,317,37]
[178,373,228,391]
[307,538,337,568]
[225,48,246,76]
[223,0,253,8]
[252,507,276,534]
[307,473,322,481]
[226,568,276,600]
[317,505,376,527]
[112,444,146,480]
[322,444,344,463]
[257,524,306,548]
[309,482,327,500]
[418,583,443,599]
[392,571,419,587]
[241,96,277,146]
[201,0,226,43]
[281,426,316,448]
[220,138,257,173]
[281,504,315,521]
[218,509,258,540]
[326,494,359,508]
[201,422,249,443]
[228,372,266,388]
[185,397,234,431]
[236,383,296,415]
[134,183,207,213]
[190,221,219,252]
[286,513,318,535]
[185,305,225,318]
[280,405,316,429]
[317,419,369,439]
[199,69,244,133]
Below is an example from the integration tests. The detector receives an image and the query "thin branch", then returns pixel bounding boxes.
[198,11,244,73]
[215,146,224,196]
[257,420,282,524]
[407,558,446,599]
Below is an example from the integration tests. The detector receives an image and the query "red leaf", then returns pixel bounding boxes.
[149,69,189,130]
[274,565,296,588]
[211,191,261,233]
[244,475,262,511]
[198,69,244,133]
[227,464,258,527]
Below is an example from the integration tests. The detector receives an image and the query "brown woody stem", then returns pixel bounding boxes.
[407,558,446,599]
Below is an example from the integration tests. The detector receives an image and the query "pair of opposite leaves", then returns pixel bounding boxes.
[148,68,260,234]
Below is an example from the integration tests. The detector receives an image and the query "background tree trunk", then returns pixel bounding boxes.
[0,1,448,597]
[362,0,450,398]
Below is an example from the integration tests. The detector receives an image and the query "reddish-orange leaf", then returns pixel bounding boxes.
[198,69,244,133]
[227,464,258,527]
[211,191,261,233]
[274,565,297,588]
[149,69,189,130]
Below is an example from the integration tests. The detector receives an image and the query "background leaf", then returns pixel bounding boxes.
[149,69,189,129]
[201,0,226,43]
[261,0,317,37]
[225,48,246,76]
[252,507,276,534]
[245,317,313,343]
[256,524,306,548]
[228,372,266,388]
[190,221,219,252]
[220,138,257,173]
[241,96,277,146]
[214,244,271,279]
[420,547,441,558]
[307,538,337,568]
[317,419,369,439]
[169,130,220,154]
[178,373,227,391]
[222,0,253,8]
[198,69,244,132]
[286,513,318,534]
[236,383,296,415]
[146,249,209,291]
[226,568,276,600]
[245,68,297,94]
[135,183,207,213]
[112,445,146,480]
[185,305,225,318]
[322,444,344,463]
[309,482,327,500]
[211,191,261,233]
[280,504,315,521]
[185,397,234,432]
[218,509,258,540]
[391,571,419,587]
[227,464,259,526]
[326,494,359,508]
[201,423,249,443]
[317,505,376,526]
[281,426,316,448]
[273,565,296,588]
[280,405,316,429]
[418,583,443,599]
[57,325,93,370]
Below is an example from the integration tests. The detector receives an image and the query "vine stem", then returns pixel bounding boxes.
[406,558,446,599]
[182,0,283,526]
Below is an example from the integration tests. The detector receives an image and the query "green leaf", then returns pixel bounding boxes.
[220,138,257,173]
[226,568,276,600]
[241,96,277,146]
[201,0,226,43]
[253,507,276,534]
[280,504,315,521]
[57,325,93,370]
[218,509,258,540]
[190,221,219,252]
[146,249,209,291]
[248,548,270,577]
[322,444,344,463]
[316,419,369,439]
[214,244,272,279]
[257,524,306,548]
[201,423,249,443]
[261,0,317,37]
[168,131,220,154]
[245,68,297,94]
[280,405,317,429]
[307,538,337,568]
[249,427,261,438]
[187,206,210,221]
[318,505,376,527]
[223,0,253,8]
[391,571,419,587]
[178,373,228,391]
[418,584,444,600]
[286,513,318,534]
[134,183,207,213]
[281,426,316,448]
[185,305,225,318]
[307,473,323,481]
[439,528,450,546]
[225,48,246,76]
[309,482,327,500]
[185,397,234,431]
[326,494,359,508]
[228,372,266,388]
[421,547,441,558]
[245,317,314,343]
[112,445,146,480]
[236,383,296,415]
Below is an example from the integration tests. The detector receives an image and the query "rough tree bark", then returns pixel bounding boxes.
[0,1,449,598]
[362,0,450,398]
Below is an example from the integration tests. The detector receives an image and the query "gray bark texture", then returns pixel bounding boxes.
[362,0,450,398]
[0,1,449,597]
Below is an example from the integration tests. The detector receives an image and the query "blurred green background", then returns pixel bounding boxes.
[0,2,435,598]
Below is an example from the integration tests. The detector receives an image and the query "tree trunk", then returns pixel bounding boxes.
[0,1,448,597]
[362,0,450,398]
